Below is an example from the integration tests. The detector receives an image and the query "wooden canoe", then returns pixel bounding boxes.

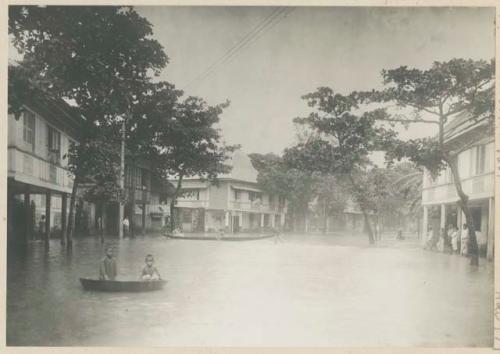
[80,278,167,292]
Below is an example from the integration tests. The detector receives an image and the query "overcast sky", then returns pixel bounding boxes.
[136,6,495,156]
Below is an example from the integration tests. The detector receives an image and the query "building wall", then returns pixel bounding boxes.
[208,182,228,210]
[422,140,494,205]
[8,110,75,193]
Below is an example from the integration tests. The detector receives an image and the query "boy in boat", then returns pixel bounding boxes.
[99,246,117,280]
[141,254,161,281]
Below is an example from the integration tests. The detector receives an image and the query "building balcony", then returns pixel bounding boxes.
[422,171,494,205]
[175,199,209,209]
[229,200,281,213]
[8,146,74,193]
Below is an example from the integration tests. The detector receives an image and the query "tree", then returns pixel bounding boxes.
[313,174,349,234]
[9,6,169,246]
[249,153,318,232]
[143,95,238,232]
[66,126,124,242]
[362,58,494,265]
[285,87,396,243]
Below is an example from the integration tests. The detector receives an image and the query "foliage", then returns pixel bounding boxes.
[249,153,318,221]
[9,5,167,122]
[362,58,494,265]
[65,126,125,204]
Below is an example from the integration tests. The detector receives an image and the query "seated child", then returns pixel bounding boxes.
[141,254,161,281]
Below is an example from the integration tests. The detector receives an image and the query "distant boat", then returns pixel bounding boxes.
[80,278,167,292]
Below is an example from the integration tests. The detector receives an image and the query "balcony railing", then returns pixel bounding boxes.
[9,147,74,190]
[229,200,279,212]
[422,172,493,204]
[175,199,209,208]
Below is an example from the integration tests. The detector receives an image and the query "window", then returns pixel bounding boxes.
[23,111,36,149]
[476,145,486,175]
[249,191,262,202]
[47,126,61,152]
[134,167,142,187]
[182,210,192,223]
[234,190,241,201]
[181,189,200,200]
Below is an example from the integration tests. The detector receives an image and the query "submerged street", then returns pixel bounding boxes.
[7,234,493,347]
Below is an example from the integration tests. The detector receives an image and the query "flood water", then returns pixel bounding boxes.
[7,234,494,347]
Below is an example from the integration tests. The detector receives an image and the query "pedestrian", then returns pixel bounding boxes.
[122,217,130,237]
[425,226,436,250]
[38,215,46,240]
[97,216,104,243]
[449,225,459,254]
[274,226,283,244]
[140,254,161,281]
[460,223,469,256]
[396,228,404,240]
[99,245,117,280]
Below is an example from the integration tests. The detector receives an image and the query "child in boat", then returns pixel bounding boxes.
[99,246,117,280]
[141,254,161,281]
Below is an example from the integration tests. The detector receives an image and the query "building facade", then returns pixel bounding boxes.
[8,94,170,243]
[421,113,494,260]
[172,151,287,233]
[7,95,81,244]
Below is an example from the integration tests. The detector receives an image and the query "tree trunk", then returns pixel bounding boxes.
[348,173,375,244]
[322,199,327,234]
[169,172,184,233]
[66,174,80,249]
[446,157,479,266]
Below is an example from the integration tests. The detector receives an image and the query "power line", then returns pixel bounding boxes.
[184,7,294,90]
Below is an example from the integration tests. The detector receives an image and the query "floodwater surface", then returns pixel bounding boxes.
[6,234,493,346]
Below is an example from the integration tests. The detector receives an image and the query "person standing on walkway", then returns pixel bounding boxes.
[274,226,283,244]
[38,215,46,240]
[122,217,130,238]
[97,216,104,244]
[460,223,469,256]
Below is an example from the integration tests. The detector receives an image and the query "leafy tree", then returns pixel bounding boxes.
[66,126,124,241]
[313,174,349,233]
[143,95,238,232]
[285,87,396,243]
[249,153,318,232]
[9,6,169,246]
[362,58,494,265]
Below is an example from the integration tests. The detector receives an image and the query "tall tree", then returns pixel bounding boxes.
[9,6,169,246]
[249,153,318,232]
[362,58,494,265]
[144,95,238,232]
[285,87,396,243]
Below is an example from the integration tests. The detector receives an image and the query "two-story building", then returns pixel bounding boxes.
[8,91,170,243]
[421,112,494,260]
[172,151,287,233]
[78,155,170,236]
[8,92,82,245]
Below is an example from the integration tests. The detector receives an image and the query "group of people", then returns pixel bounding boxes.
[425,223,480,255]
[99,246,161,281]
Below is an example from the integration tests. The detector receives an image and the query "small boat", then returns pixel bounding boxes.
[80,278,167,292]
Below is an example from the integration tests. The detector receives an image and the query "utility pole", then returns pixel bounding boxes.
[118,120,125,239]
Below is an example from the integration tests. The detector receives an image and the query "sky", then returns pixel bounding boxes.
[135,6,495,157]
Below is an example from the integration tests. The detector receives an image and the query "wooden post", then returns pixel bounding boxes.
[45,191,52,244]
[23,191,30,244]
[422,205,428,246]
[118,121,125,239]
[487,198,494,261]
[61,193,68,245]
[142,203,146,235]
